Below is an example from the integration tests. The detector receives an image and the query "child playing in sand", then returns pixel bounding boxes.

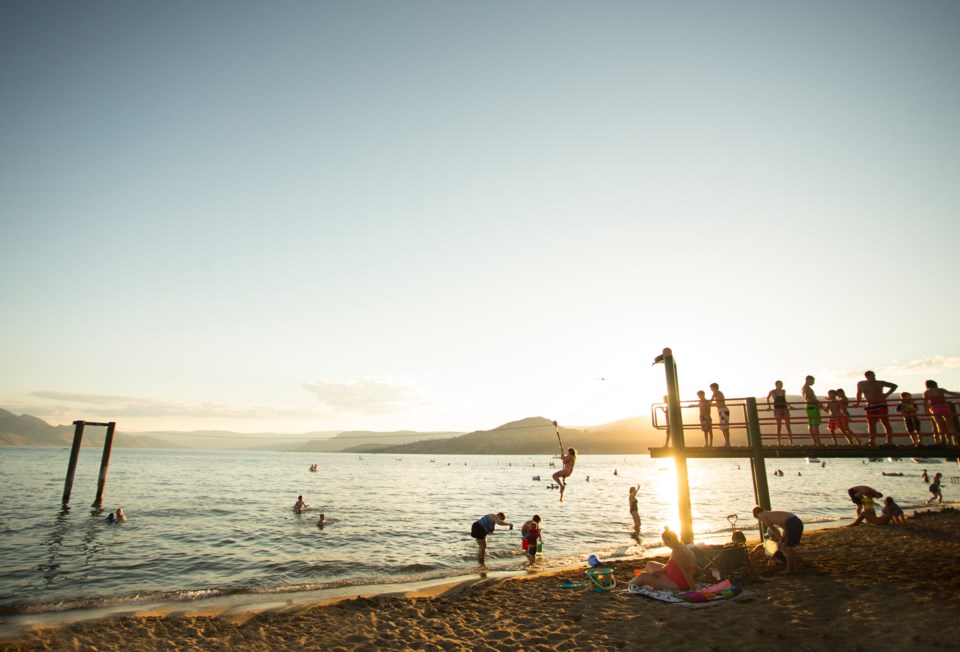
[897,392,922,445]
[552,448,577,500]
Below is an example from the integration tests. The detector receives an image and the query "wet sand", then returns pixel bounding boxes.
[3,509,959,651]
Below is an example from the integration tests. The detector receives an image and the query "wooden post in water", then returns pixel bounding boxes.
[62,421,86,505]
[93,422,117,507]
[659,348,694,544]
[745,398,771,513]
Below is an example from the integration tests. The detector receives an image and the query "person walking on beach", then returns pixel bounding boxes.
[927,473,943,506]
[710,383,731,446]
[692,390,713,447]
[471,512,513,565]
[552,448,577,501]
[752,506,803,575]
[923,380,960,445]
[801,376,823,446]
[767,380,793,446]
[294,495,309,513]
[521,515,542,561]
[628,485,642,534]
[628,526,696,591]
[855,371,898,445]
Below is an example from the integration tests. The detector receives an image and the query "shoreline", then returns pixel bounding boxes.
[3,508,959,650]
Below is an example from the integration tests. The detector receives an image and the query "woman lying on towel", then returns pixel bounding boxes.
[628,527,696,591]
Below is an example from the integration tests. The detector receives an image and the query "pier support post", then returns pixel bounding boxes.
[93,422,116,507]
[660,348,694,544]
[746,398,772,535]
[62,421,86,505]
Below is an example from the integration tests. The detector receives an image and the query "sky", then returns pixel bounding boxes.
[2,1,959,436]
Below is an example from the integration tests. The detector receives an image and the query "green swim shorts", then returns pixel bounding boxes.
[805,404,821,426]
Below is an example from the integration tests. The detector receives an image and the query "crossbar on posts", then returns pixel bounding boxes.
[61,420,118,507]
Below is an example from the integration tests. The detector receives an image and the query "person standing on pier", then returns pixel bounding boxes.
[693,390,713,447]
[710,383,731,447]
[767,380,794,446]
[855,371,898,445]
[801,376,823,446]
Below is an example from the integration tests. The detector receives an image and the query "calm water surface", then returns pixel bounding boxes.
[0,447,950,617]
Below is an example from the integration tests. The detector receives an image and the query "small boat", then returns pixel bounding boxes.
[806,457,821,463]
[911,457,942,464]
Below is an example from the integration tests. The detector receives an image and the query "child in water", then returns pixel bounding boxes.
[552,448,577,500]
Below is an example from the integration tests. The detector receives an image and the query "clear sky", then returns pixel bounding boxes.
[2,1,958,435]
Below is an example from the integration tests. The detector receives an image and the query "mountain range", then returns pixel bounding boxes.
[0,408,663,455]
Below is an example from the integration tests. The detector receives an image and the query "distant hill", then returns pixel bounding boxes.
[350,416,662,455]
[0,409,182,449]
[0,409,662,454]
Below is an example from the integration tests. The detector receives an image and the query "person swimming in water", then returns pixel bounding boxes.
[294,495,309,513]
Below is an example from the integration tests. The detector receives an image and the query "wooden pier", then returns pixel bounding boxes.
[651,348,959,543]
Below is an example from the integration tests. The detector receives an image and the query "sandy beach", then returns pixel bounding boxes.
[3,508,959,651]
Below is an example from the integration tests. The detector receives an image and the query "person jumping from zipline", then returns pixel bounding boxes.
[552,447,577,501]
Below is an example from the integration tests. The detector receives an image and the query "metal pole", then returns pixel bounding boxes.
[93,422,116,507]
[62,421,86,505]
[662,348,694,544]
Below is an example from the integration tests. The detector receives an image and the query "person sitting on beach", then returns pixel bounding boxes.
[294,495,309,513]
[752,506,803,575]
[850,496,905,526]
[847,486,883,518]
[115,507,127,522]
[521,515,542,561]
[471,512,513,565]
[552,448,577,501]
[628,526,696,591]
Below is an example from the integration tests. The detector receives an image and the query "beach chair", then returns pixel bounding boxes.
[695,543,750,582]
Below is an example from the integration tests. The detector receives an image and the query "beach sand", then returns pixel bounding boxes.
[3,509,959,651]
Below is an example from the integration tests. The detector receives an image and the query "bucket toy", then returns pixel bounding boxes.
[587,554,602,568]
[585,567,616,592]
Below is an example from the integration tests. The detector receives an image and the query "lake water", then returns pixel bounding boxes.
[0,447,951,619]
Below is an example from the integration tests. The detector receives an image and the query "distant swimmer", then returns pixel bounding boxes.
[105,512,115,523]
[115,507,127,522]
[294,495,310,513]
[317,513,326,528]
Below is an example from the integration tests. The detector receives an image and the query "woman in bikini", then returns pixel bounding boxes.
[924,380,960,445]
[627,527,696,591]
[552,447,577,500]
[766,380,793,446]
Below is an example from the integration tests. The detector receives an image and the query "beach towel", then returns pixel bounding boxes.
[626,580,743,606]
